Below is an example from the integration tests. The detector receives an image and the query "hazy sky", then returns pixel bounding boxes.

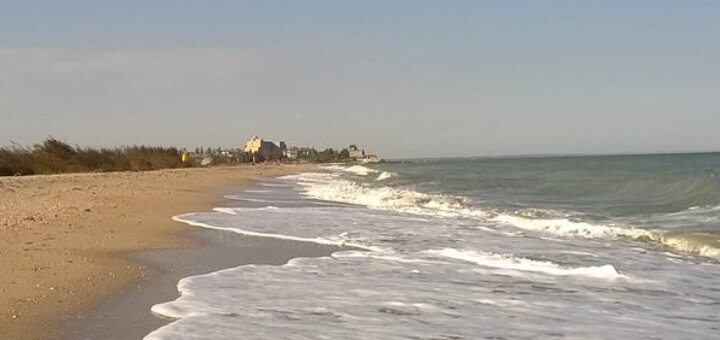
[1,1,719,158]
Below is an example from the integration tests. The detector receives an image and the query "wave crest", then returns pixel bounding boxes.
[377,171,397,181]
[296,172,486,218]
[660,232,720,259]
[294,169,720,260]
[428,248,625,280]
[320,164,378,176]
[492,214,656,239]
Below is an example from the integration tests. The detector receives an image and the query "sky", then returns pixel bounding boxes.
[1,0,719,159]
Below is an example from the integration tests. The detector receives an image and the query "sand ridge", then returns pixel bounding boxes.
[0,164,312,339]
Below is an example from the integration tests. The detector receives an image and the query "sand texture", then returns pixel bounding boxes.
[60,229,347,339]
[0,165,311,339]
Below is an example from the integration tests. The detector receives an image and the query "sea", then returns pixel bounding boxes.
[145,154,720,339]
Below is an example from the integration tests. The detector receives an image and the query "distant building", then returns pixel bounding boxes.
[348,144,379,163]
[286,148,298,159]
[363,154,379,163]
[244,136,287,162]
[348,144,365,160]
[286,146,314,160]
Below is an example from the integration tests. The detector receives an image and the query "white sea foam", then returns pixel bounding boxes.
[278,172,341,182]
[145,169,720,340]
[292,172,487,219]
[291,171,659,244]
[172,213,353,248]
[320,164,379,176]
[290,169,720,262]
[490,213,720,260]
[492,214,656,240]
[346,165,379,176]
[490,214,720,260]
[308,180,485,218]
[377,171,397,181]
[429,248,625,280]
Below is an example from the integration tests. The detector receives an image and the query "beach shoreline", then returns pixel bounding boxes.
[0,164,313,339]
[59,228,348,339]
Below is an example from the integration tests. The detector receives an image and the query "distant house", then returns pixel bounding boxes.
[286,146,314,160]
[286,147,299,159]
[348,144,365,160]
[363,154,379,163]
[348,144,379,163]
[244,136,287,162]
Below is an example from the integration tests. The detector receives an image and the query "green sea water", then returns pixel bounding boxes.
[377,153,720,257]
[149,155,720,339]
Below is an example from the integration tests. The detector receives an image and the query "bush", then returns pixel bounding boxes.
[0,138,185,176]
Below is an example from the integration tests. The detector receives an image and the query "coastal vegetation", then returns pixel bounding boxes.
[0,139,356,176]
[294,148,351,163]
[0,138,183,176]
[197,147,352,164]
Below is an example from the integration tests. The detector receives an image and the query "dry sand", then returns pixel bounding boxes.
[0,164,312,339]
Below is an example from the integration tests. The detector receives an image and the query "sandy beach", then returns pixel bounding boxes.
[0,164,313,339]
[59,228,347,339]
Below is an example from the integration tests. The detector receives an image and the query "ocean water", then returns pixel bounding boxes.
[146,154,720,339]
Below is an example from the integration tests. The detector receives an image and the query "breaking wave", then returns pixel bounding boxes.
[659,231,720,259]
[291,169,720,260]
[491,214,655,239]
[377,171,397,181]
[320,164,378,176]
[295,173,486,219]
[490,214,720,260]
[428,248,626,280]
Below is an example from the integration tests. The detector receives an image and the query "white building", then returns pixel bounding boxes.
[348,144,365,160]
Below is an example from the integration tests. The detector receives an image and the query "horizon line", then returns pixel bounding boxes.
[387,150,720,161]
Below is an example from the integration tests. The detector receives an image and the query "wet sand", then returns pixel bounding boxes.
[57,229,346,339]
[0,164,312,339]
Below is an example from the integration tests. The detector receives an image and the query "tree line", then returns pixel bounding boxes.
[294,148,351,163]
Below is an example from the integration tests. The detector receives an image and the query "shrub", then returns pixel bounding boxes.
[0,138,185,176]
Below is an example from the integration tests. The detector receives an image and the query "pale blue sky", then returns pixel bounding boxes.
[1,1,718,158]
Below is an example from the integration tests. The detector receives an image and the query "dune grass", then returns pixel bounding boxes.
[0,139,185,176]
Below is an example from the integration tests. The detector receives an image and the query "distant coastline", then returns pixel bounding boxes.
[0,138,378,177]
